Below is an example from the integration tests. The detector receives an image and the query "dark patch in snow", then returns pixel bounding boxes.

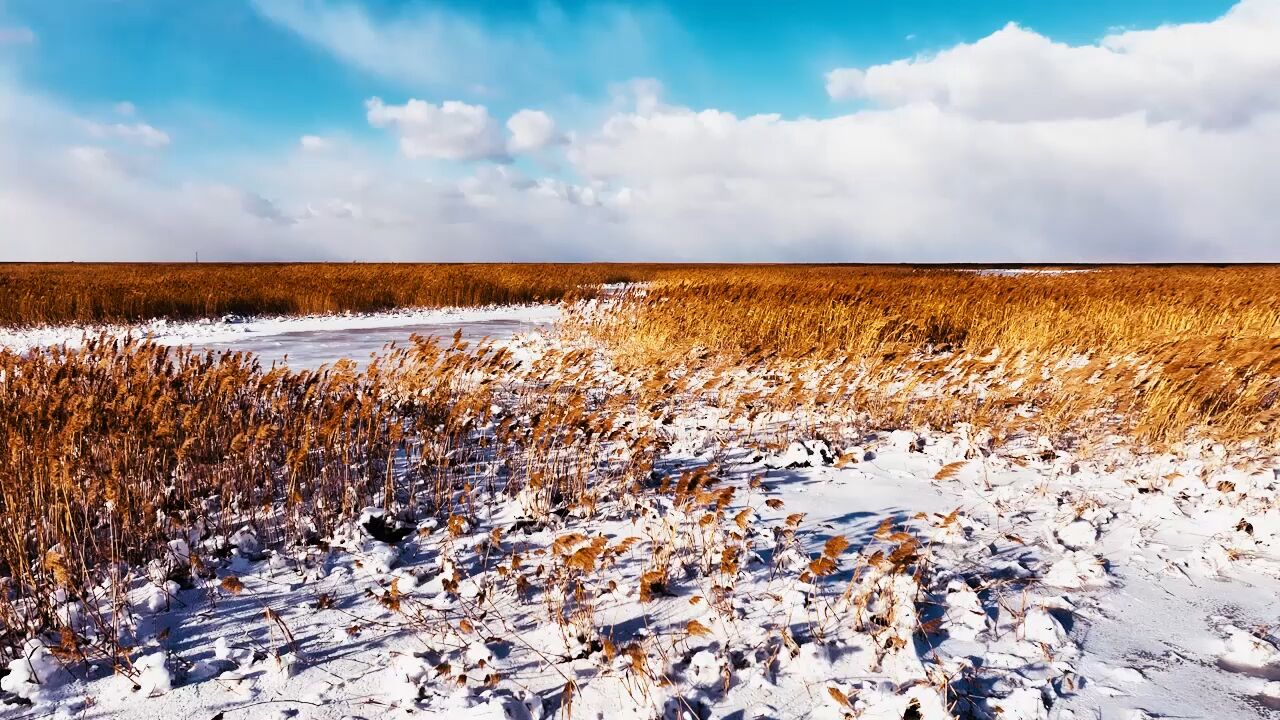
[361,514,413,544]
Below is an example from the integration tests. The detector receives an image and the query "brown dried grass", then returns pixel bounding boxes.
[0,332,652,654]
[582,265,1280,446]
[0,263,667,326]
[5,263,1278,664]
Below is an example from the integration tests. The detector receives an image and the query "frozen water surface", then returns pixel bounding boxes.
[0,303,561,369]
[197,316,548,369]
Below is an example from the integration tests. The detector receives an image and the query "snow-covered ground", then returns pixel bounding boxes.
[0,304,561,368]
[954,269,1096,277]
[3,307,1279,720]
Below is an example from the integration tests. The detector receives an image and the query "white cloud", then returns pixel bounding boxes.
[0,78,617,261]
[4,2,1280,262]
[0,143,309,261]
[0,80,308,261]
[610,77,666,116]
[113,101,136,117]
[251,0,684,96]
[366,97,507,161]
[567,95,1280,260]
[506,109,560,154]
[826,0,1280,127]
[86,121,171,148]
[0,26,35,45]
[299,134,331,151]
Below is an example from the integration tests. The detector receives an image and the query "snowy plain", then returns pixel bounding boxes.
[2,303,1279,720]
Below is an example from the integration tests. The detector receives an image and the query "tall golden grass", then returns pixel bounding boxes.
[594,266,1280,357]
[0,334,652,657]
[580,266,1280,446]
[0,263,667,326]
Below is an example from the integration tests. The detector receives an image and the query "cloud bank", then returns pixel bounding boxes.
[2,0,1279,261]
[824,1,1280,128]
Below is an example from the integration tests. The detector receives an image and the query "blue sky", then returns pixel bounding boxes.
[0,0,1275,261]
[2,1,1235,159]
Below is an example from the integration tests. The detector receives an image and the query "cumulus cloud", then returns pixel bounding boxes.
[826,0,1280,127]
[366,97,507,161]
[506,110,561,154]
[0,78,617,261]
[567,94,1280,260]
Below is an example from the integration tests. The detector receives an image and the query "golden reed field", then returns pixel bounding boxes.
[2,263,1279,659]
[584,265,1280,446]
[0,263,665,326]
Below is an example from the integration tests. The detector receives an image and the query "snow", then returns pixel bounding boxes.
[952,268,1096,277]
[1221,626,1280,672]
[1056,519,1098,550]
[132,652,174,697]
[12,426,1276,719]
[1,639,66,703]
[4,303,1280,720]
[0,303,561,368]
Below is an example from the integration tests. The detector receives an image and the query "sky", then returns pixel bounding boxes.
[0,0,1276,262]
